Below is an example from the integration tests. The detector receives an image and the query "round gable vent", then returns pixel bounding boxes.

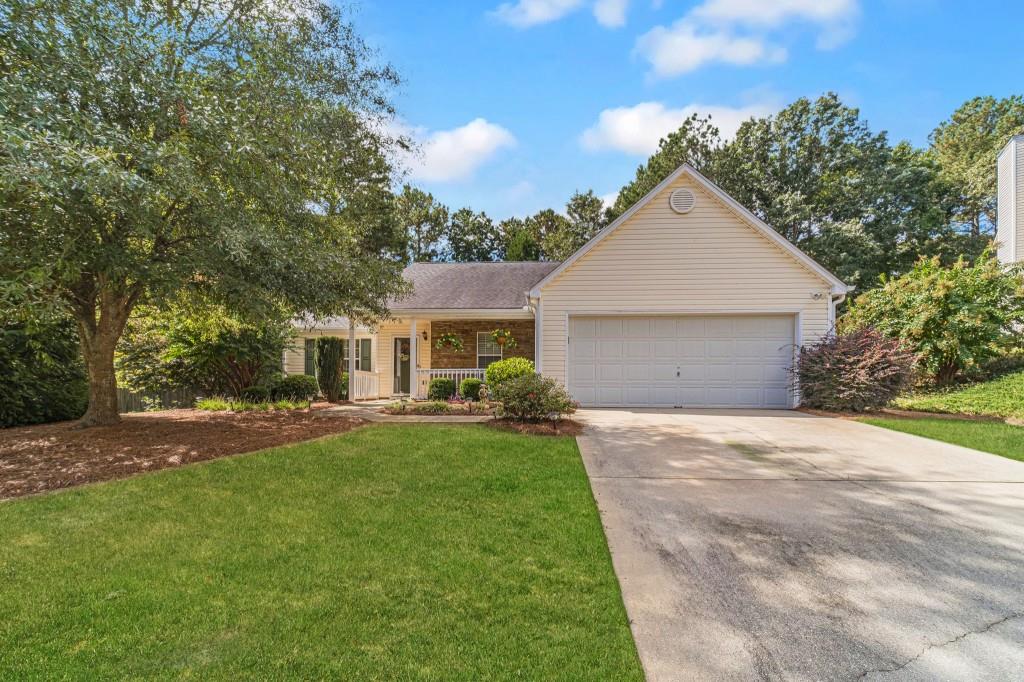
[669,188,696,214]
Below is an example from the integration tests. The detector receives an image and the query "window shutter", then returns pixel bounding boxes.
[304,339,315,376]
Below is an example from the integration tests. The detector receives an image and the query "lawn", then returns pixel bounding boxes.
[0,424,642,680]
[891,370,1024,420]
[860,417,1024,463]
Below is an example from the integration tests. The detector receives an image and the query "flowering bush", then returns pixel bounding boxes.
[794,328,917,412]
[435,333,464,352]
[492,373,577,421]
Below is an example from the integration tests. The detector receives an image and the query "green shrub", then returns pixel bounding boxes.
[314,338,346,402]
[412,401,452,414]
[841,251,1024,384]
[460,377,483,400]
[271,374,319,401]
[241,385,270,402]
[795,328,917,412]
[492,373,576,421]
[195,397,232,411]
[196,396,309,412]
[0,317,88,427]
[484,357,535,387]
[427,377,456,400]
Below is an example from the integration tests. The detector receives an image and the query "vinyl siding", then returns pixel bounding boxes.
[284,330,376,376]
[376,319,431,397]
[997,138,1023,264]
[537,173,834,387]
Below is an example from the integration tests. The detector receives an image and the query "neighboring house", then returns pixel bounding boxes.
[287,163,852,408]
[997,135,1023,265]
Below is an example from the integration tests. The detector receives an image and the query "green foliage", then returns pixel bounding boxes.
[195,397,309,412]
[542,190,607,261]
[387,400,451,415]
[460,377,483,401]
[448,208,501,262]
[396,185,449,263]
[271,375,320,402]
[241,386,271,403]
[490,328,517,349]
[117,304,291,398]
[0,318,88,427]
[485,357,535,386]
[892,370,1024,421]
[795,329,917,412]
[427,377,456,400]
[492,373,577,421]
[435,333,464,352]
[314,338,346,402]
[929,96,1024,237]
[0,0,407,423]
[861,417,1024,463]
[500,220,541,261]
[842,252,1024,384]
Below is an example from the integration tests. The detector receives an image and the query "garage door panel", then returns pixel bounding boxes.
[568,315,794,408]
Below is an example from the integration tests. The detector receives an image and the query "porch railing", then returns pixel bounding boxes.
[351,370,380,400]
[416,368,486,397]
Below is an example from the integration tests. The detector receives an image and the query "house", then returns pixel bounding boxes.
[286,162,852,408]
[997,135,1023,265]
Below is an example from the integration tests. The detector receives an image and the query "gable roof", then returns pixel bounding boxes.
[391,261,560,311]
[529,163,852,297]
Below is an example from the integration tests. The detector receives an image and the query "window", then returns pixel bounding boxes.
[477,332,502,368]
[304,339,315,375]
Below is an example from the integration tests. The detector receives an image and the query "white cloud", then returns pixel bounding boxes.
[397,118,516,183]
[491,0,630,28]
[636,0,858,77]
[593,0,629,27]
[492,0,584,27]
[599,191,619,209]
[580,100,774,155]
[636,21,785,77]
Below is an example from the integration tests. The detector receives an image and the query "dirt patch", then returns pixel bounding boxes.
[0,408,365,501]
[487,419,585,437]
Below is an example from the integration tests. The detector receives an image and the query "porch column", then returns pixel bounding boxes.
[409,317,418,399]
[348,322,356,401]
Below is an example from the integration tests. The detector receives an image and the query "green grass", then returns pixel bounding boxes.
[860,417,1024,462]
[0,425,641,680]
[195,397,311,411]
[892,370,1024,420]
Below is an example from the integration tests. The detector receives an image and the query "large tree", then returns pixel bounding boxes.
[0,0,407,425]
[395,185,449,263]
[929,95,1024,238]
[447,208,501,262]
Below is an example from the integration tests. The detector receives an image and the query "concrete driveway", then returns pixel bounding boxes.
[577,409,1024,681]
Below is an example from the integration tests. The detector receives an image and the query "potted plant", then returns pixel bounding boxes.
[435,332,464,352]
[491,328,517,349]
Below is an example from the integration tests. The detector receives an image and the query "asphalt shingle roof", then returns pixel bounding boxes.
[390,262,560,310]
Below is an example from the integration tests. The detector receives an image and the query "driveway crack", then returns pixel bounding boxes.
[858,611,1024,679]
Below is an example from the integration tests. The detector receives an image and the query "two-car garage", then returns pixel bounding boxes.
[567,315,795,408]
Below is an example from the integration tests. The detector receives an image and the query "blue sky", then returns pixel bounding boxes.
[356,0,1023,221]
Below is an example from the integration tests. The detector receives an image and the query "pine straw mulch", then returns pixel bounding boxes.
[487,418,585,437]
[0,408,365,501]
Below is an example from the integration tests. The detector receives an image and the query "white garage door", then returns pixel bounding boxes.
[568,315,795,408]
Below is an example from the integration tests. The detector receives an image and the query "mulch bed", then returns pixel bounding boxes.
[487,419,585,437]
[0,408,365,501]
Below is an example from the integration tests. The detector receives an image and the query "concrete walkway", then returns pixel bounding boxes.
[577,408,1024,681]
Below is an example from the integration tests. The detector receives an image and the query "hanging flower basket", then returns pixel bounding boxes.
[435,332,464,352]
[491,328,517,349]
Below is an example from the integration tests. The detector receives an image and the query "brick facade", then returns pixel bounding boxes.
[430,319,534,369]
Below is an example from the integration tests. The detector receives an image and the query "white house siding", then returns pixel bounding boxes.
[537,173,833,388]
[997,137,1023,264]
[284,329,376,376]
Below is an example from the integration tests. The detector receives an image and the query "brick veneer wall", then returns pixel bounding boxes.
[430,319,534,369]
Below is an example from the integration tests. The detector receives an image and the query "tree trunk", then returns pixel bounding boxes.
[79,332,121,427]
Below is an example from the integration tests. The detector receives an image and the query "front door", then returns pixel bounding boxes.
[393,337,411,394]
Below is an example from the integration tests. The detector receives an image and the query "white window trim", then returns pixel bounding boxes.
[476,331,503,368]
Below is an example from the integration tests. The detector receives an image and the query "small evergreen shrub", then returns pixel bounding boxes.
[484,357,535,387]
[314,338,345,401]
[271,374,320,401]
[196,396,309,411]
[460,377,483,401]
[427,377,456,400]
[410,401,452,414]
[795,328,917,412]
[492,373,576,421]
[241,385,270,402]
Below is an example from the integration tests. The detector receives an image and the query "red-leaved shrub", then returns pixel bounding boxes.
[794,328,917,412]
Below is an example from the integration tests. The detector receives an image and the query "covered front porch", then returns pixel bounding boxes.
[378,315,535,399]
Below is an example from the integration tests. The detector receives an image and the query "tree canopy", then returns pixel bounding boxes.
[0,0,408,424]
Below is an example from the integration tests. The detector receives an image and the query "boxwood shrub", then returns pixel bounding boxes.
[271,374,320,401]
[427,377,456,400]
[459,377,483,401]
[484,357,535,387]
